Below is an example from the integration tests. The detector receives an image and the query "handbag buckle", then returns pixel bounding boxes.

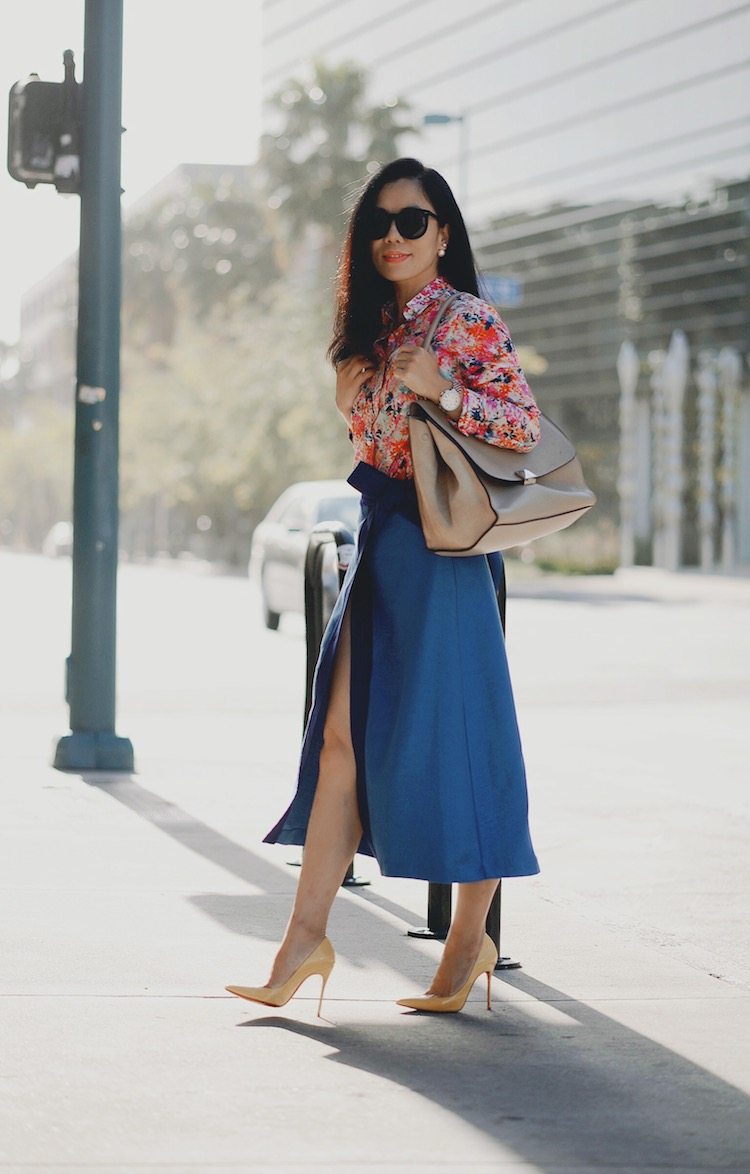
[516,468,537,485]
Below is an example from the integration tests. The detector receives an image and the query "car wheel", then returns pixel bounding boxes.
[261,571,281,631]
[263,602,281,631]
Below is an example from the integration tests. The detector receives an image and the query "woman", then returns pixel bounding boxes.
[227,157,541,1016]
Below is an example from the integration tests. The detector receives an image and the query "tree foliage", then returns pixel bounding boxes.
[2,62,416,566]
[0,401,72,550]
[123,167,280,350]
[119,283,351,563]
[261,59,415,253]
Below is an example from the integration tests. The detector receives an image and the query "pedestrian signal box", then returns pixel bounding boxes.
[7,50,80,193]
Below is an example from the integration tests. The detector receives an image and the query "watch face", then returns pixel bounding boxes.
[440,385,462,412]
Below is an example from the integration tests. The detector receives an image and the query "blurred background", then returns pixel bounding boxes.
[1,0,748,576]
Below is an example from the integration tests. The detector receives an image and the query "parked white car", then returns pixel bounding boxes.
[249,480,361,630]
[42,521,73,558]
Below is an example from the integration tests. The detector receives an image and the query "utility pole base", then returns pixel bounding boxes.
[53,730,134,772]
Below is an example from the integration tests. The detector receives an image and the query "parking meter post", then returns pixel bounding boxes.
[496,553,507,630]
[302,524,368,888]
[302,537,324,721]
[428,883,452,938]
[53,0,133,772]
[407,882,452,940]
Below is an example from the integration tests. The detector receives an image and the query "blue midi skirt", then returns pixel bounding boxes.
[263,461,540,883]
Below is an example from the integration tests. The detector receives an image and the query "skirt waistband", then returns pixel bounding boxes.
[347,462,420,524]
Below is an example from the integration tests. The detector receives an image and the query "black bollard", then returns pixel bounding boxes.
[406,883,452,941]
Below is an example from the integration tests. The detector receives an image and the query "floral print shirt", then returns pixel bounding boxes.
[350,275,541,480]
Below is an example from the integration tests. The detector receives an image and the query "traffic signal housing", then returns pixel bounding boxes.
[7,51,80,193]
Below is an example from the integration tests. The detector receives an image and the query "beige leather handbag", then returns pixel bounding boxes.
[407,294,596,556]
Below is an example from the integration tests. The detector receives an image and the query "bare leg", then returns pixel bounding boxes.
[425,879,499,996]
[265,606,361,987]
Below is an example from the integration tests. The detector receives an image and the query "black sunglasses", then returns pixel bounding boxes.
[367,205,439,240]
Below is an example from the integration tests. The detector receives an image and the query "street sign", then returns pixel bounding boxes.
[480,274,524,308]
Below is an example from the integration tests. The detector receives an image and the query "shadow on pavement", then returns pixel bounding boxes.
[82,773,425,944]
[240,998,749,1171]
[83,772,750,1170]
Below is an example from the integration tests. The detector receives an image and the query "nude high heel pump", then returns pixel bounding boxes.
[396,934,498,1013]
[226,937,335,1017]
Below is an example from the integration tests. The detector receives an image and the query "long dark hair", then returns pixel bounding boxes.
[328,157,480,366]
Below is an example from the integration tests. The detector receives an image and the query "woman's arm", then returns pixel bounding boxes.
[436,299,541,452]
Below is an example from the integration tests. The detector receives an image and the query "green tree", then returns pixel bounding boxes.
[261,59,416,271]
[123,167,280,352]
[0,401,72,549]
[115,63,418,565]
[119,281,351,566]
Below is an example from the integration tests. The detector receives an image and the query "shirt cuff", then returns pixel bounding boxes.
[455,386,482,434]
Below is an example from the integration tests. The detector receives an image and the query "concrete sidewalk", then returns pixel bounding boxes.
[1,551,749,1172]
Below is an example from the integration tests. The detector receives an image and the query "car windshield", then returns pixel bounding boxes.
[316,496,360,532]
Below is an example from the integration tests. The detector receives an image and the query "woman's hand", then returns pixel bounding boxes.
[335,355,375,423]
[391,344,452,404]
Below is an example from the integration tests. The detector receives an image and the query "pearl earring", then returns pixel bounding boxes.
[438,244,447,257]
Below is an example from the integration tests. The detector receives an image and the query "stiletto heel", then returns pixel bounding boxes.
[226,937,335,1016]
[396,934,498,1014]
[317,973,328,1018]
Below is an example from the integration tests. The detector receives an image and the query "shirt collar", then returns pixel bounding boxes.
[380,275,453,329]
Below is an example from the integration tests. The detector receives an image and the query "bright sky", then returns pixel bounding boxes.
[0,1,262,344]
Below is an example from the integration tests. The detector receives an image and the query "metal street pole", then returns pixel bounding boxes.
[616,339,639,568]
[695,350,718,572]
[457,112,468,209]
[717,346,741,573]
[423,111,469,209]
[648,349,667,568]
[661,330,689,573]
[54,0,133,771]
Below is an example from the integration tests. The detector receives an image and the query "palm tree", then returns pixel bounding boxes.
[261,59,417,272]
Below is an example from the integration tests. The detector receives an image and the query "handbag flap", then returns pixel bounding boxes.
[408,401,577,482]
